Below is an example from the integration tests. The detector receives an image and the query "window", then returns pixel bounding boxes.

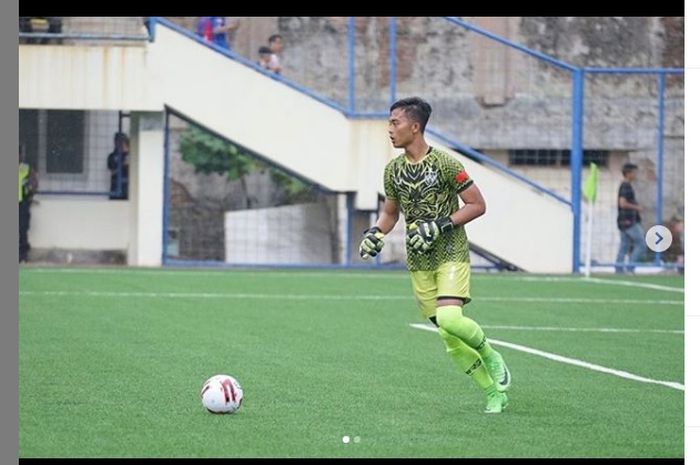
[509,149,609,167]
[19,109,126,195]
[46,111,85,173]
[19,110,39,168]
[20,109,88,176]
[20,109,86,174]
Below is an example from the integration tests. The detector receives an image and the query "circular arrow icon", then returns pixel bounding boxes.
[645,225,672,253]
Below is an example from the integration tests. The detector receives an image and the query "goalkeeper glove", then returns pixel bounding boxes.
[359,226,385,259]
[406,217,454,253]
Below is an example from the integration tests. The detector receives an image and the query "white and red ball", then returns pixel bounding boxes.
[201,374,244,414]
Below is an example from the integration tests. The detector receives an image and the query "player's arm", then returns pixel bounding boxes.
[407,185,485,253]
[451,182,486,226]
[407,163,485,253]
[376,198,400,235]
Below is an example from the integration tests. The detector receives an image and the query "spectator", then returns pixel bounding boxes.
[19,146,38,263]
[267,34,283,74]
[197,17,240,50]
[107,132,130,200]
[615,163,645,273]
[258,46,273,70]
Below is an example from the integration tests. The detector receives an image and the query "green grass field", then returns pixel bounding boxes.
[19,267,684,458]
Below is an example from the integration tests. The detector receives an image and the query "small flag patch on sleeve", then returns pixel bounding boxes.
[455,170,469,183]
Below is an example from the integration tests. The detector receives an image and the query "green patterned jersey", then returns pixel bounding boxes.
[384,147,474,271]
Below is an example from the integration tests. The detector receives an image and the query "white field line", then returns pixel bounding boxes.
[410,323,684,391]
[20,268,685,292]
[18,290,682,306]
[479,324,683,335]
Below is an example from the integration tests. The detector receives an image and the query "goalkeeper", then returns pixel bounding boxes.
[359,97,511,414]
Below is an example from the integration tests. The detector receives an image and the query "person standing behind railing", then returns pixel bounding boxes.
[197,17,240,50]
[107,132,130,200]
[257,46,274,70]
[267,34,283,74]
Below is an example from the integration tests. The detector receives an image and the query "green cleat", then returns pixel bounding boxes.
[483,350,511,392]
[484,390,509,414]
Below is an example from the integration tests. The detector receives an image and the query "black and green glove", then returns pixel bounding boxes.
[359,226,385,259]
[406,218,454,253]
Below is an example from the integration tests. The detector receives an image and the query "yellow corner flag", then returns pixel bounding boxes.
[582,162,599,203]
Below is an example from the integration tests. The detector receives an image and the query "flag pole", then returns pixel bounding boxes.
[582,162,598,278]
[585,197,593,278]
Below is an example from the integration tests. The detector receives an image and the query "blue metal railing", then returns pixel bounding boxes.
[426,130,571,206]
[443,17,579,72]
[388,17,397,106]
[348,17,356,114]
[584,67,684,74]
[656,73,666,266]
[571,70,585,273]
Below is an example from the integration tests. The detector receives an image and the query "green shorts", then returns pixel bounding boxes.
[409,261,471,319]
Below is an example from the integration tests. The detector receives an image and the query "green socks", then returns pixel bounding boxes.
[436,305,495,359]
[438,327,495,390]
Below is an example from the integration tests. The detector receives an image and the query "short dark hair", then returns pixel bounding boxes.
[268,34,282,43]
[390,97,432,133]
[622,163,638,175]
[114,132,129,145]
[258,46,272,55]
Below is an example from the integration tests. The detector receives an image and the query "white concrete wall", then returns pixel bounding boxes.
[18,45,162,111]
[28,197,130,249]
[128,112,164,266]
[348,120,394,210]
[225,203,333,264]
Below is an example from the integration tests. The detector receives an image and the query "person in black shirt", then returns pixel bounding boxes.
[615,163,645,273]
[107,132,129,200]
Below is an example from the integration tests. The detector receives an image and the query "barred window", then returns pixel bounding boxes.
[509,149,609,167]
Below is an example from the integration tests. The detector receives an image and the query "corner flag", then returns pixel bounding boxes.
[582,162,599,203]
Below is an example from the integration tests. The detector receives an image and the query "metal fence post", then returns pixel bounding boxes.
[655,73,667,265]
[161,111,171,265]
[348,17,356,114]
[389,17,397,107]
[571,69,585,273]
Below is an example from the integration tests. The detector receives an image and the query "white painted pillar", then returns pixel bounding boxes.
[128,112,165,266]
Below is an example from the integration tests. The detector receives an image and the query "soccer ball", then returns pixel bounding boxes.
[201,374,244,414]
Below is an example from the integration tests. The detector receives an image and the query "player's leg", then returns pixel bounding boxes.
[412,269,507,413]
[411,271,494,387]
[435,324,497,389]
[19,200,30,262]
[434,262,511,393]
